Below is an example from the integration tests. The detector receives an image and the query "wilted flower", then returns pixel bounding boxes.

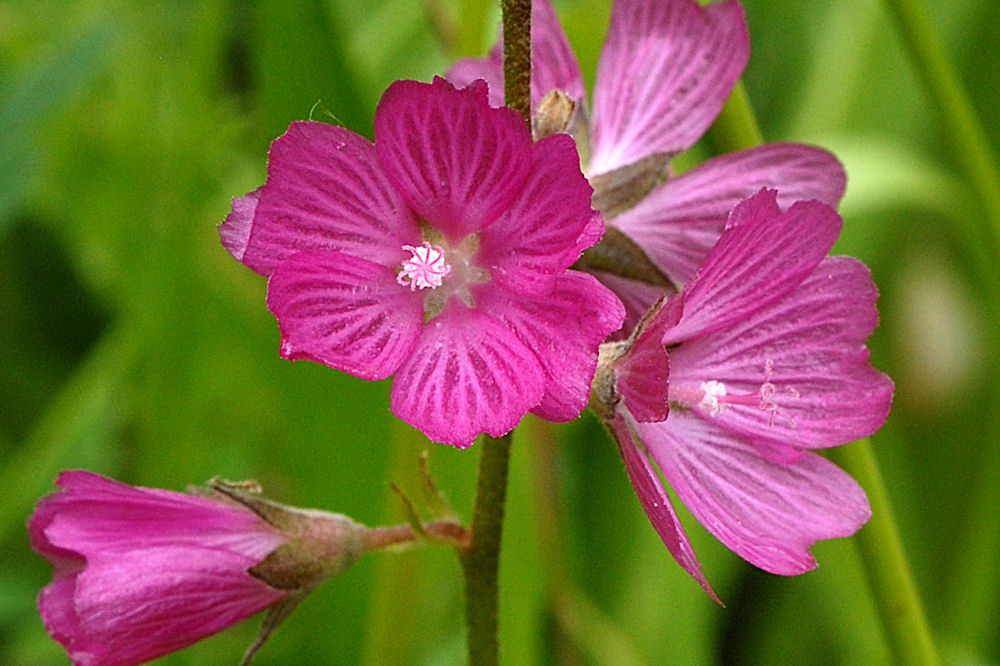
[449,0,847,327]
[221,77,624,447]
[593,190,894,596]
[29,471,365,665]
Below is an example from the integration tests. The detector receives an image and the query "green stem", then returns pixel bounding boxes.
[460,433,514,666]
[710,78,941,664]
[829,442,940,665]
[704,81,764,153]
[882,0,1000,258]
[501,0,532,125]
[458,4,528,664]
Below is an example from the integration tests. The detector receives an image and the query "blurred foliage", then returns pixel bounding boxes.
[1,0,998,664]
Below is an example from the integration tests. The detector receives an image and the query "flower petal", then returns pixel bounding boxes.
[445,0,586,111]
[609,414,718,600]
[31,471,286,560]
[390,303,545,446]
[266,250,424,381]
[636,411,871,575]
[446,52,504,107]
[374,78,532,238]
[670,256,894,449]
[591,270,666,340]
[589,0,749,175]
[479,134,599,296]
[219,187,261,263]
[476,272,625,422]
[528,0,587,108]
[231,122,420,276]
[69,547,287,666]
[615,296,682,422]
[614,144,847,286]
[664,190,842,344]
[37,576,99,666]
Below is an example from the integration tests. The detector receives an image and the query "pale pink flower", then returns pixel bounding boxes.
[597,190,893,596]
[449,0,847,327]
[221,77,624,447]
[28,471,292,665]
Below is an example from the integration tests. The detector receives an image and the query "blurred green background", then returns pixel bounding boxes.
[2,0,998,663]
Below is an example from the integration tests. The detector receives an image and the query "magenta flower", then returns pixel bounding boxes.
[597,190,893,596]
[30,471,367,665]
[449,0,847,326]
[221,77,624,447]
[28,471,293,665]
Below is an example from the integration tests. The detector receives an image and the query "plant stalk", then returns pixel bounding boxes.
[460,433,514,666]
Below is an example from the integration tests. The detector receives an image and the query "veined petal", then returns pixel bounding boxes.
[445,0,586,111]
[69,547,287,666]
[609,217,724,294]
[589,0,749,175]
[476,272,625,422]
[446,52,505,107]
[37,576,99,665]
[528,0,587,107]
[591,270,666,340]
[31,471,286,561]
[665,190,842,344]
[637,411,871,575]
[219,187,261,263]
[390,303,545,447]
[479,134,599,296]
[374,78,532,239]
[670,256,894,449]
[267,251,424,381]
[614,296,682,422]
[233,122,419,276]
[614,144,847,286]
[609,414,718,600]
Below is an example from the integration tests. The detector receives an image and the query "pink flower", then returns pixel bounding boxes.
[596,190,894,597]
[29,471,366,665]
[28,471,291,665]
[449,0,848,327]
[221,77,624,447]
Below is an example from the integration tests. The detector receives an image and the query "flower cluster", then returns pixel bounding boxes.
[448,0,892,595]
[449,0,848,328]
[30,0,896,662]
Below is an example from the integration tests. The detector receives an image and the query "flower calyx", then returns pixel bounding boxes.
[205,478,366,592]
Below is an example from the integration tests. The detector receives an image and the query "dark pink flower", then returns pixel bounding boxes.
[28,471,292,665]
[597,190,893,596]
[449,0,847,327]
[221,77,624,447]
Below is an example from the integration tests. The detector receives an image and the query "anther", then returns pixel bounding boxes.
[398,242,451,291]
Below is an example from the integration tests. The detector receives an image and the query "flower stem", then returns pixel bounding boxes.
[829,441,941,666]
[456,4,529,664]
[362,521,470,551]
[460,432,514,666]
[501,0,532,126]
[881,0,1000,258]
[705,81,764,153]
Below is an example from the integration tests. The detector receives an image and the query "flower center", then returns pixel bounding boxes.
[397,242,451,291]
[674,360,800,427]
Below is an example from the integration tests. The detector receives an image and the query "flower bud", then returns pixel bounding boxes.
[29,471,367,666]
